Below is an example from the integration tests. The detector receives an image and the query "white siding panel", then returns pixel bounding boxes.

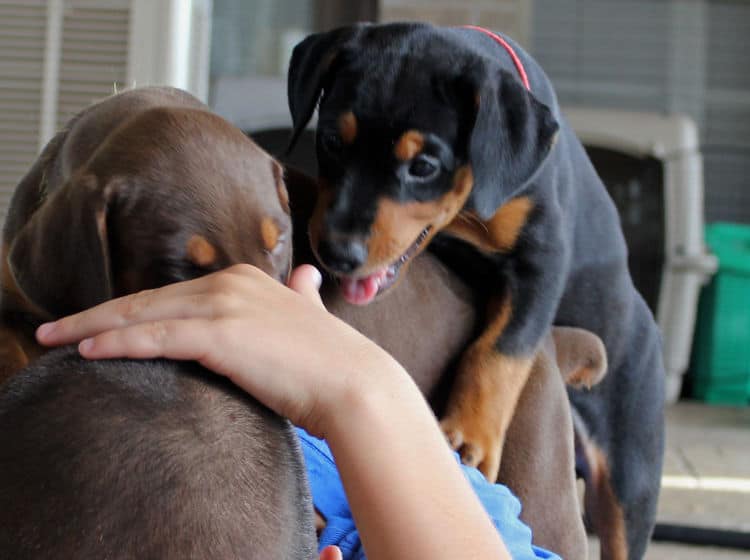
[55,0,130,127]
[0,0,47,224]
[532,0,750,223]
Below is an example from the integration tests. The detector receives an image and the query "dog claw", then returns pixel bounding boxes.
[439,415,503,480]
[440,420,464,450]
[459,443,484,469]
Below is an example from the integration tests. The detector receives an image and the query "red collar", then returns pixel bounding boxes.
[462,25,531,91]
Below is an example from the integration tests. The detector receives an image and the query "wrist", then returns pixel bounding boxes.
[319,348,427,443]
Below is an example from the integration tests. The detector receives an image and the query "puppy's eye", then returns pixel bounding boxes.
[269,233,287,256]
[408,155,439,180]
[261,217,288,257]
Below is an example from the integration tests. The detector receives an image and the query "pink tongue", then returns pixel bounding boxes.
[340,270,388,305]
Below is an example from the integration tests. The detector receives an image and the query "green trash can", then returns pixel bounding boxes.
[691,223,750,405]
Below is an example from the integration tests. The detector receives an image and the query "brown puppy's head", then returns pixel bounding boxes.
[287,23,558,305]
[7,108,292,319]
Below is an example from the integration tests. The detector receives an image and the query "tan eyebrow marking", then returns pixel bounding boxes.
[338,111,358,144]
[186,235,217,267]
[260,216,281,252]
[394,130,425,161]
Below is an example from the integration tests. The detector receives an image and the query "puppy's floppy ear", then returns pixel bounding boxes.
[466,66,559,220]
[7,173,119,319]
[286,25,362,153]
[551,326,608,389]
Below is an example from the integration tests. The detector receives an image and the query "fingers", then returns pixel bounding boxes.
[287,265,324,308]
[36,264,270,347]
[76,318,215,363]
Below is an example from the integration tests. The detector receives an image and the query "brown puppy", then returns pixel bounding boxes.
[0,86,291,382]
[0,348,317,559]
[0,92,309,557]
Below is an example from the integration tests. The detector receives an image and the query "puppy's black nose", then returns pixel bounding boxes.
[317,238,367,274]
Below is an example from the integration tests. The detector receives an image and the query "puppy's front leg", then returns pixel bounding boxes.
[440,295,535,481]
[440,217,567,481]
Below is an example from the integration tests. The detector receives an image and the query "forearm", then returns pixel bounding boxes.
[323,354,511,560]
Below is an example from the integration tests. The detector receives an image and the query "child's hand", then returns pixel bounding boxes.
[36,264,399,437]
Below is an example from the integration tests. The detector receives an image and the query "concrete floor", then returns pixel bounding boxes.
[588,401,750,559]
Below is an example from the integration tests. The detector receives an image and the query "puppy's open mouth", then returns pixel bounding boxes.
[339,226,432,305]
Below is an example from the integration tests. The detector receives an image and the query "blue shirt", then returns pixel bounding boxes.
[296,427,561,560]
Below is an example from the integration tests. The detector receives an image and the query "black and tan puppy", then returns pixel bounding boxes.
[0,86,291,383]
[286,22,664,559]
[288,168,603,559]
[0,347,317,559]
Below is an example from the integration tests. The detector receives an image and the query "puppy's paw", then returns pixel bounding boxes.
[440,414,502,481]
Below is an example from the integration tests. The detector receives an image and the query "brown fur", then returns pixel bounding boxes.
[274,163,291,215]
[0,349,317,559]
[0,87,292,383]
[0,92,313,557]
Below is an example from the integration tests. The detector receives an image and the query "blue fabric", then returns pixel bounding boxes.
[296,427,561,560]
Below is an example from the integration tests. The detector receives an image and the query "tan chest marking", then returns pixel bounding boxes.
[447,196,534,253]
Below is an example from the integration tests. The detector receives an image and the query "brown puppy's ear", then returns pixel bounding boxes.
[466,66,559,220]
[286,25,364,153]
[551,326,608,389]
[7,174,117,319]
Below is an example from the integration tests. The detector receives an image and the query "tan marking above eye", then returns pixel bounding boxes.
[338,111,357,144]
[260,216,283,253]
[394,130,425,161]
[186,235,217,267]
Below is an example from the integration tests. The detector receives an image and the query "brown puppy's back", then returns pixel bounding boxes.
[323,254,477,404]
[0,347,316,560]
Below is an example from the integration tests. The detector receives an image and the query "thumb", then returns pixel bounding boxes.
[287,265,325,308]
[319,546,343,560]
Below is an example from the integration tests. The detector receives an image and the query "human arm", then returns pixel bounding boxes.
[36,264,510,560]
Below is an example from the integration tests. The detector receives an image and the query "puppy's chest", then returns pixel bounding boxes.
[444,195,535,255]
